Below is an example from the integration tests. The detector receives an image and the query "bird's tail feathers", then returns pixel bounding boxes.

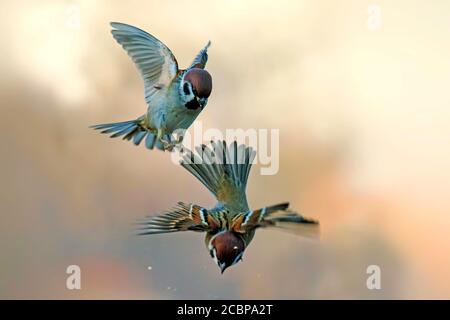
[90,116,173,150]
[180,140,256,199]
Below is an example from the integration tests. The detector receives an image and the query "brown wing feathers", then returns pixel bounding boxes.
[136,202,215,235]
[231,202,319,238]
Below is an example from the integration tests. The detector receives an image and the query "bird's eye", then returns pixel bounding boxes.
[183,82,190,95]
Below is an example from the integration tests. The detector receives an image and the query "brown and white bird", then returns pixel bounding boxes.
[136,141,319,273]
[91,22,213,151]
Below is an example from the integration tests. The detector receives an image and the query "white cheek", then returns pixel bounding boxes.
[180,81,195,102]
[212,249,219,265]
[185,92,195,102]
[207,239,214,251]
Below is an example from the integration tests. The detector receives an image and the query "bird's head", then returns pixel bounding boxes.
[208,231,245,274]
[182,68,212,110]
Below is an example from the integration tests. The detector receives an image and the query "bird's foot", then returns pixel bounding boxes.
[162,133,184,152]
[161,138,176,152]
[157,128,184,151]
[156,127,171,151]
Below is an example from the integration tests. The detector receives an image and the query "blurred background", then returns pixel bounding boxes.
[1,0,450,299]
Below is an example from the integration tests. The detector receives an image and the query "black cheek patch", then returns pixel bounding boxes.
[185,99,200,110]
[183,82,190,95]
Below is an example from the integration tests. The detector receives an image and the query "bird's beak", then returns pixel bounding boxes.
[220,263,228,274]
[198,97,208,109]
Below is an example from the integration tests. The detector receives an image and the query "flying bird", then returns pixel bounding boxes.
[136,141,319,273]
[91,22,213,151]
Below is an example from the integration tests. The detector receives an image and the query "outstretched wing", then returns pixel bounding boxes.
[110,22,179,104]
[136,202,219,235]
[180,141,256,214]
[231,203,320,239]
[189,41,211,69]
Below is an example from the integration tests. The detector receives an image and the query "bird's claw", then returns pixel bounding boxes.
[161,139,175,152]
[160,137,181,152]
[162,134,184,152]
[157,128,184,152]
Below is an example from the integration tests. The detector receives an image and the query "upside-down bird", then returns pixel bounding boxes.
[136,141,319,273]
[91,22,212,151]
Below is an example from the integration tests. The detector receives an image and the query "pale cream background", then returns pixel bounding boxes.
[1,0,449,299]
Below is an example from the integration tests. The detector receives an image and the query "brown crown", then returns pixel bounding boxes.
[211,231,245,267]
[184,68,212,98]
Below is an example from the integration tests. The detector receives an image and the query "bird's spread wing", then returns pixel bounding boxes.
[231,203,320,239]
[180,141,256,213]
[110,22,179,103]
[136,202,219,235]
[189,41,211,69]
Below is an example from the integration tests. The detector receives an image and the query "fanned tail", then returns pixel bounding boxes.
[90,116,172,151]
[180,141,256,206]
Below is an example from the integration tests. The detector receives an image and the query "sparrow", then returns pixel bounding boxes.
[91,22,213,151]
[136,141,319,273]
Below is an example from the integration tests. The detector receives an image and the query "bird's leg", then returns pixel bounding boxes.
[165,134,184,153]
[163,140,175,152]
[157,127,175,151]
[158,128,185,152]
[156,127,163,141]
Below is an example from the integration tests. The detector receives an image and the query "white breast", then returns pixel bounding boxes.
[146,87,201,133]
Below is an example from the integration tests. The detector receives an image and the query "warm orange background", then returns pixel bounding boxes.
[1,0,449,299]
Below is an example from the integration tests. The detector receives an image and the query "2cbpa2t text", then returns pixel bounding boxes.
[177,304,273,318]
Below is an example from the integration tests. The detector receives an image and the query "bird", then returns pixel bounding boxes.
[91,22,213,151]
[136,141,319,273]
